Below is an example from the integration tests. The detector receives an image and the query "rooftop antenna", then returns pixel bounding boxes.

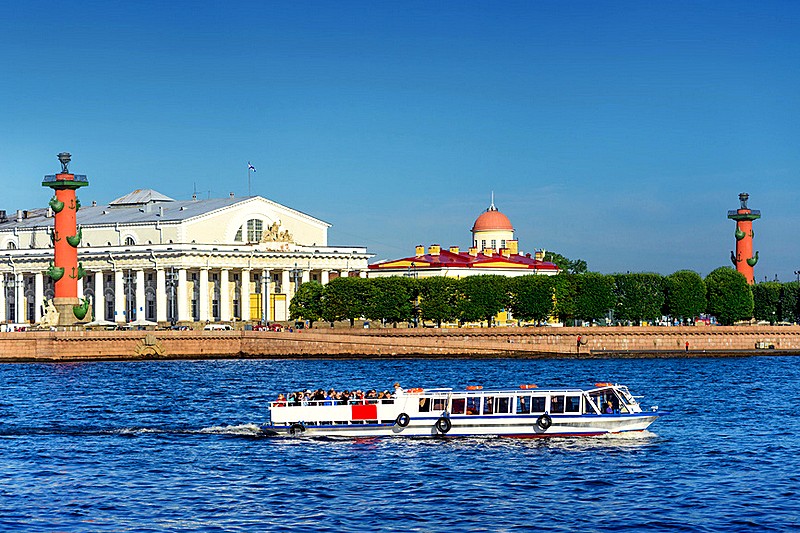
[489,191,496,211]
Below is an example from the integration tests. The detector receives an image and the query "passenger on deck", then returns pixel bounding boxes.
[604,401,614,414]
[274,393,287,407]
[394,382,403,395]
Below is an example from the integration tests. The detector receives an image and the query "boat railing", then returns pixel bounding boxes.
[269,398,396,408]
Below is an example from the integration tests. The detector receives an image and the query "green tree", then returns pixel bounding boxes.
[418,277,459,327]
[752,281,781,324]
[321,276,370,327]
[552,273,577,324]
[289,281,324,326]
[364,277,416,326]
[614,273,665,324]
[705,267,754,325]
[544,252,588,274]
[507,275,555,324]
[780,282,800,323]
[574,272,616,323]
[456,275,508,326]
[664,270,706,323]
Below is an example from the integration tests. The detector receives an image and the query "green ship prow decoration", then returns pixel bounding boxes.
[46,262,65,282]
[73,298,90,321]
[66,227,82,248]
[735,227,745,241]
[49,195,64,213]
[746,251,759,267]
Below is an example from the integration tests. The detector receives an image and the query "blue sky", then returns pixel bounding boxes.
[2,1,799,280]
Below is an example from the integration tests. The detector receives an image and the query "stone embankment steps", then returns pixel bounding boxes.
[1,326,798,362]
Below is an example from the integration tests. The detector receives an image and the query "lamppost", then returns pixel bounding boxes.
[166,268,178,326]
[290,263,303,294]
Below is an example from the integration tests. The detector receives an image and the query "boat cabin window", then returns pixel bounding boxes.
[566,396,581,413]
[550,395,565,414]
[432,398,447,411]
[530,396,546,413]
[451,397,466,415]
[466,397,480,415]
[494,396,512,414]
[517,395,531,414]
[419,398,431,412]
[483,396,494,415]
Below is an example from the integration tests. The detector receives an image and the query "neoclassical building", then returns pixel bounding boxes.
[0,189,370,325]
[369,200,559,278]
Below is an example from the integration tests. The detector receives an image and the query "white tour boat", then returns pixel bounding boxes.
[261,383,664,438]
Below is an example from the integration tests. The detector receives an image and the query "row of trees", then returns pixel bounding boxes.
[289,267,800,327]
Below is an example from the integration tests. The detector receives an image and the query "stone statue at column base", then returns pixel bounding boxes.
[39,299,61,328]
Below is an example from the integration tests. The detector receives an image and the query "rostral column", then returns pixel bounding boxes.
[727,192,760,284]
[42,152,91,324]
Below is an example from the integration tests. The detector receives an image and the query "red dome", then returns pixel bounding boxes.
[472,209,513,232]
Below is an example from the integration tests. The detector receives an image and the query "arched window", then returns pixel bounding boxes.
[236,219,263,242]
[6,241,17,249]
[125,236,136,246]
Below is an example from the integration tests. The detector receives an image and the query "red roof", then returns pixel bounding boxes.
[472,209,513,232]
[369,249,559,272]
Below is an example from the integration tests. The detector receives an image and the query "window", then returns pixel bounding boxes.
[491,239,496,250]
[235,227,242,241]
[494,396,511,414]
[247,219,263,242]
[483,396,494,415]
[6,241,16,249]
[451,398,465,415]
[517,396,531,414]
[550,395,565,414]
[124,236,136,246]
[466,397,480,415]
[531,397,546,413]
[566,396,581,413]
[419,398,431,412]
[481,240,486,250]
[501,239,506,249]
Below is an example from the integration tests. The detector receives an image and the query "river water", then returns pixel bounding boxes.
[0,356,797,532]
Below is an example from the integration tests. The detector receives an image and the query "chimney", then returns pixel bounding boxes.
[192,193,197,201]
[449,246,460,254]
[507,240,519,255]
[16,210,22,222]
[158,206,164,217]
[429,244,441,256]
[46,207,53,218]
[229,192,234,198]
[415,245,425,257]
[468,247,478,257]
[92,200,97,207]
[0,210,6,221]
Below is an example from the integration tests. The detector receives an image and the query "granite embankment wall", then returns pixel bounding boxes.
[1,326,799,362]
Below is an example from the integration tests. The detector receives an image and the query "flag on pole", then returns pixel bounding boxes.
[248,162,256,172]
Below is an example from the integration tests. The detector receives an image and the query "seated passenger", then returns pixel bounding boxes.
[604,401,614,414]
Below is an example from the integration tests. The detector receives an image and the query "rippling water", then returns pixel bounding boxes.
[0,356,798,532]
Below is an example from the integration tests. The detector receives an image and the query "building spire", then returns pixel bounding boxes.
[489,191,496,211]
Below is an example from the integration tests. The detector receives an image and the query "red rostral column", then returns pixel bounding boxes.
[42,152,90,322]
[728,192,760,285]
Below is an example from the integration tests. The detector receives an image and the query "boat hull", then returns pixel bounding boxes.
[261,413,661,438]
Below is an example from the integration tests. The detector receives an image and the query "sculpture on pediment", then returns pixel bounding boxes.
[261,221,293,243]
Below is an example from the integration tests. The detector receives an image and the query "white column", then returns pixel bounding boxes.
[156,268,167,323]
[220,269,230,322]
[15,273,24,323]
[240,269,251,322]
[301,269,310,284]
[34,273,44,323]
[359,270,367,279]
[93,271,105,322]
[321,269,330,285]
[263,269,272,323]
[281,269,290,318]
[177,268,188,322]
[114,270,125,322]
[199,268,209,322]
[135,270,145,322]
[0,275,6,322]
[340,270,349,279]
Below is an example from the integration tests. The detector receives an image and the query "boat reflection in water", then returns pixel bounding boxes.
[261,383,665,438]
